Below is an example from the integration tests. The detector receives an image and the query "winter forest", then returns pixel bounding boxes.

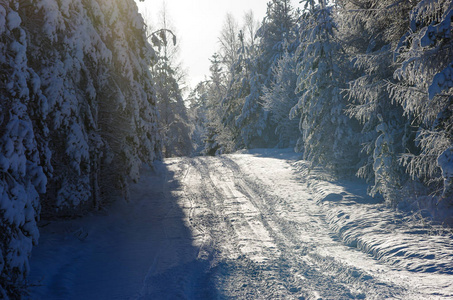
[1,0,453,298]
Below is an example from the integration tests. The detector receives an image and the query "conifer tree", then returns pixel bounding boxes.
[291,1,360,175]
[0,3,46,297]
[338,0,416,202]
[1,0,161,295]
[262,50,300,148]
[147,7,192,158]
[217,14,253,151]
[392,0,453,203]
[236,0,299,148]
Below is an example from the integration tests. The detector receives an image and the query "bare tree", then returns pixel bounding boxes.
[218,13,240,72]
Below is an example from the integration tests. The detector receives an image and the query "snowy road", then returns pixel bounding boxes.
[29,150,453,299]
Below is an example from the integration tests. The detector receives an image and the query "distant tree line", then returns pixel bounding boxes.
[188,0,453,207]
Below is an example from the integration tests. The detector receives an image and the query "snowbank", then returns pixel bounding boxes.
[293,160,453,274]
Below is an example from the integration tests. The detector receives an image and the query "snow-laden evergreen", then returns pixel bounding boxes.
[262,50,300,148]
[24,0,161,211]
[141,6,193,158]
[0,4,46,297]
[199,54,236,155]
[193,14,256,154]
[189,0,453,212]
[219,35,252,152]
[150,32,192,158]
[392,0,453,203]
[0,0,161,297]
[153,53,192,157]
[236,0,299,148]
[338,0,416,204]
[290,3,360,175]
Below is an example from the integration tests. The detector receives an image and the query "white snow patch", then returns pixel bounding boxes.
[7,10,21,30]
[29,149,453,299]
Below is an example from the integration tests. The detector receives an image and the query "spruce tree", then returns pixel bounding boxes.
[338,0,416,203]
[392,0,453,203]
[236,0,299,148]
[291,2,360,175]
[0,3,46,297]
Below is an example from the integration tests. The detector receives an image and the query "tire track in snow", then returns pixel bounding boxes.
[188,157,292,298]
[220,155,409,299]
[177,156,395,299]
[30,152,452,299]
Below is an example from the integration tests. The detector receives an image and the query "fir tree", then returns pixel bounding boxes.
[262,50,300,148]
[0,3,46,297]
[236,0,299,148]
[338,0,416,203]
[0,0,161,295]
[392,0,453,203]
[291,2,360,175]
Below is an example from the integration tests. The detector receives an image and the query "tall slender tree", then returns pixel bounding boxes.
[337,0,416,202]
[290,2,360,175]
[236,0,299,148]
[146,5,192,157]
[262,48,300,148]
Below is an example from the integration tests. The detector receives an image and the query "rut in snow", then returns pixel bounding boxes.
[29,149,453,299]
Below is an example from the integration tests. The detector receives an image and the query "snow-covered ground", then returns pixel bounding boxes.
[28,149,453,299]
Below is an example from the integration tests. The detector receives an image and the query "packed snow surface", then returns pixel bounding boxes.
[29,149,453,299]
